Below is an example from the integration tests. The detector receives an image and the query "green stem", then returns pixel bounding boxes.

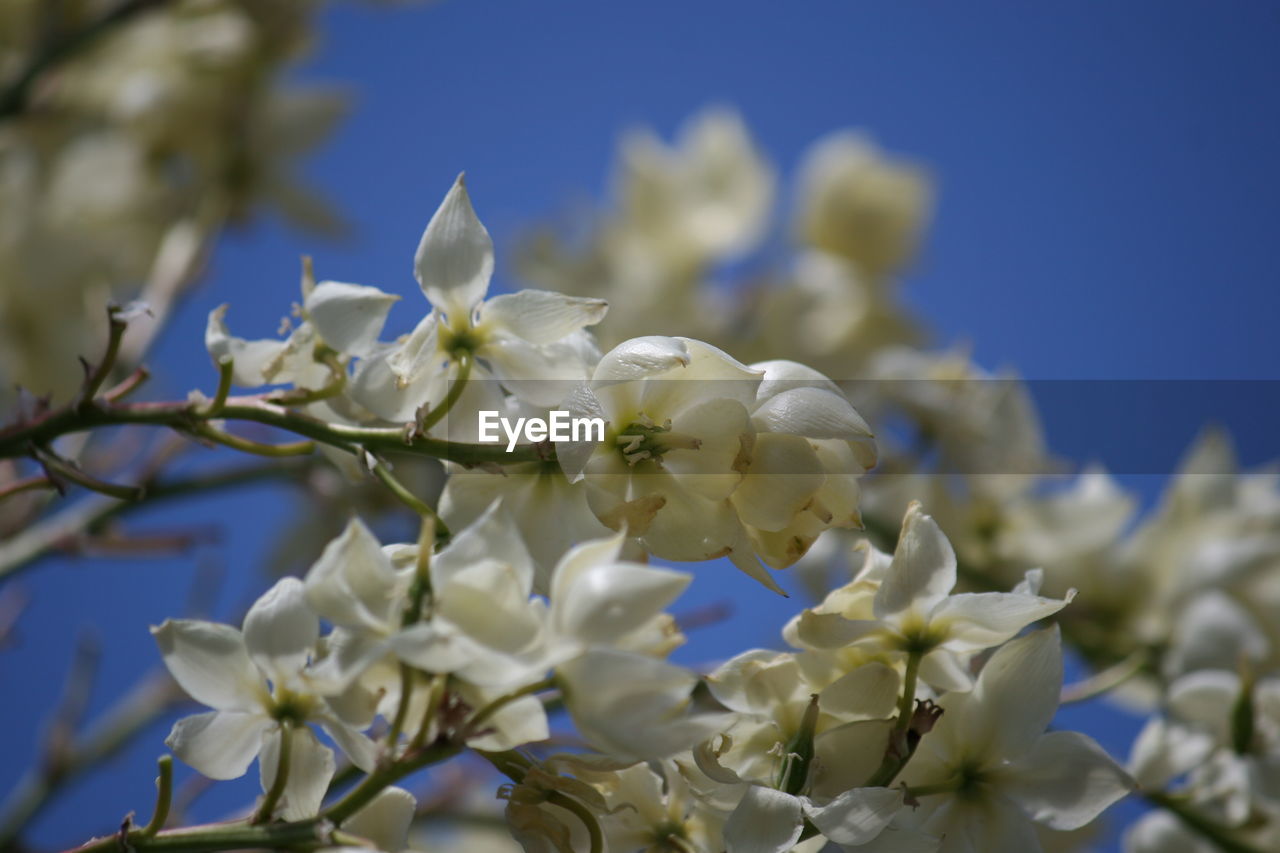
[865,651,922,787]
[323,741,462,825]
[77,313,128,411]
[418,352,471,433]
[385,664,415,749]
[0,396,548,466]
[202,360,234,418]
[893,653,921,738]
[139,757,173,837]
[368,457,445,534]
[253,724,293,824]
[464,678,556,740]
[545,791,603,853]
[188,423,315,458]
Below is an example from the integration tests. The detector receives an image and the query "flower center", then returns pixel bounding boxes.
[614,413,702,465]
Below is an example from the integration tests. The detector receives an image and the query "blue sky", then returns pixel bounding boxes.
[3,1,1278,849]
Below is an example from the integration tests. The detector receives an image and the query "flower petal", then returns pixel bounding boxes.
[805,786,903,846]
[260,726,335,821]
[303,517,403,632]
[554,561,691,647]
[342,787,417,852]
[165,710,271,780]
[873,503,956,621]
[414,174,492,319]
[724,786,804,853]
[243,578,319,681]
[1005,730,1135,830]
[479,289,607,345]
[930,589,1075,653]
[959,626,1063,761]
[151,619,263,711]
[304,280,399,357]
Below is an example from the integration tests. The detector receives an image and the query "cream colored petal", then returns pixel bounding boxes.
[165,710,271,780]
[304,280,399,357]
[480,289,607,344]
[151,619,264,711]
[414,174,492,319]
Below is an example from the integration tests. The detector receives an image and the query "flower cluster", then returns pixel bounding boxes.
[154,499,1130,852]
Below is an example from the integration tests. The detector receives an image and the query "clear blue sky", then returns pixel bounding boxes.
[3,1,1279,849]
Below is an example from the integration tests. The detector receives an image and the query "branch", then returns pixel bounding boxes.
[0,394,550,467]
[0,458,314,582]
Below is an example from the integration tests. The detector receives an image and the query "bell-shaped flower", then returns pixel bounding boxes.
[896,628,1134,851]
[559,335,796,590]
[733,359,875,570]
[349,175,607,426]
[788,503,1074,691]
[152,577,377,820]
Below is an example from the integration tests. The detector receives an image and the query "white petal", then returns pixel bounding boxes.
[165,710,271,780]
[304,280,399,357]
[465,692,550,751]
[1128,718,1216,790]
[342,787,416,852]
[303,517,403,632]
[732,433,826,532]
[318,716,379,773]
[151,620,264,711]
[385,311,441,388]
[433,500,534,596]
[260,726,335,821]
[724,786,804,853]
[349,338,443,423]
[819,662,901,720]
[811,720,894,801]
[481,334,596,407]
[479,289,607,344]
[243,578,319,680]
[930,589,1074,653]
[753,386,873,442]
[558,649,731,760]
[204,304,289,387]
[554,562,690,646]
[1005,730,1134,830]
[873,503,956,621]
[960,626,1063,761]
[414,174,492,319]
[805,786,903,846]
[593,336,690,382]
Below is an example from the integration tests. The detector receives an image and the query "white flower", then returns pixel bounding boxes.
[205,269,399,389]
[558,648,731,761]
[349,174,607,425]
[152,578,376,820]
[616,107,775,263]
[897,627,1134,851]
[733,359,875,570]
[788,503,1074,692]
[794,132,931,277]
[560,335,790,589]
